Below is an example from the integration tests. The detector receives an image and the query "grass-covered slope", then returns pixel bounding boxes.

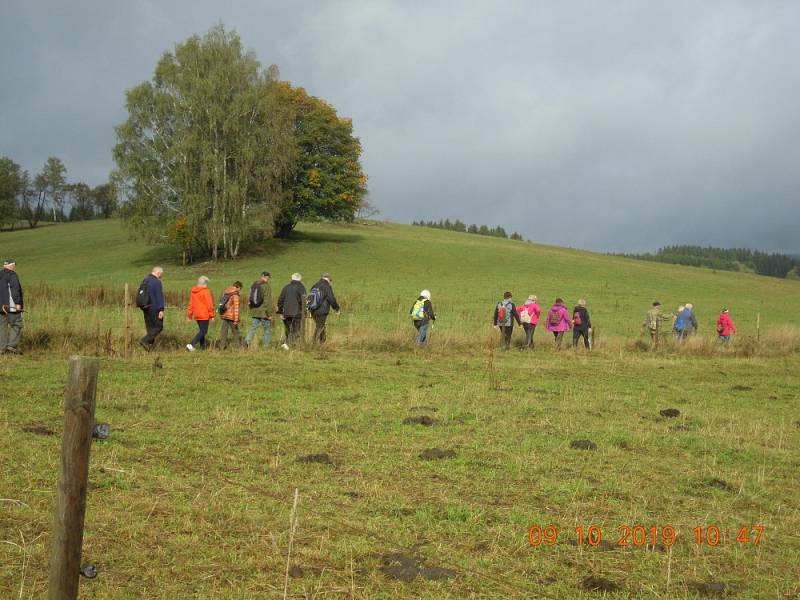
[1,219,798,337]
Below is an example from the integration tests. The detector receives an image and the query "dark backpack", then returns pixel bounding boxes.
[306,286,322,312]
[135,279,150,310]
[548,308,562,327]
[218,293,231,315]
[248,282,264,308]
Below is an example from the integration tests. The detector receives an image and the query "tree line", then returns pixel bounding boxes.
[113,24,368,263]
[412,219,525,241]
[617,245,800,279]
[0,156,117,230]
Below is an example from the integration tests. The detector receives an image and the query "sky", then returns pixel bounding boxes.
[1,1,798,253]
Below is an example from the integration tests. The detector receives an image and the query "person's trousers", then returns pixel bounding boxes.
[718,335,731,345]
[245,317,272,348]
[415,321,430,345]
[522,323,536,348]
[648,329,658,347]
[674,331,688,348]
[283,316,302,346]
[0,311,23,350]
[141,309,163,346]
[499,325,513,350]
[220,320,241,349]
[573,329,590,349]
[313,313,329,344]
[552,331,565,349]
[190,320,210,349]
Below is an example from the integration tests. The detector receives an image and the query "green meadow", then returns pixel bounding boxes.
[1,220,799,598]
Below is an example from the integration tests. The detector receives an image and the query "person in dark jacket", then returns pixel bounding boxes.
[0,259,24,355]
[493,291,521,350]
[139,266,165,352]
[571,299,592,349]
[674,303,699,349]
[277,273,306,349]
[410,289,436,345]
[308,272,340,345]
[245,271,275,350]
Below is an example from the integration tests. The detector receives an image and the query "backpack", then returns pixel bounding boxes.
[519,306,532,324]
[716,317,725,334]
[411,298,427,320]
[248,282,264,309]
[135,279,150,310]
[573,310,582,327]
[548,308,562,327]
[496,301,511,326]
[306,286,322,312]
[218,292,232,315]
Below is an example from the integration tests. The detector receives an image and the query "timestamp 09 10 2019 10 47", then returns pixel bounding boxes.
[528,524,764,548]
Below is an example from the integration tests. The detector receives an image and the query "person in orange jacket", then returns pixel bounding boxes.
[716,308,736,344]
[186,276,215,351]
[219,281,243,350]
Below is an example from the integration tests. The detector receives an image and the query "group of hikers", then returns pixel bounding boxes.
[0,258,740,355]
[642,301,737,347]
[137,267,339,352]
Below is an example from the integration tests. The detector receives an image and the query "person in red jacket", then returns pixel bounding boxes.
[186,276,215,351]
[716,308,736,344]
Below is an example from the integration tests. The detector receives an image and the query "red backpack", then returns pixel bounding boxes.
[573,310,582,326]
[548,308,562,327]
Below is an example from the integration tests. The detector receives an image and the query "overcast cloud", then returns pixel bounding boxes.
[1,1,798,252]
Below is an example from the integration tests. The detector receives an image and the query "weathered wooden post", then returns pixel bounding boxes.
[756,312,761,343]
[123,283,130,358]
[48,356,100,600]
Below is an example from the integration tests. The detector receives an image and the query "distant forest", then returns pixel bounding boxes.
[413,219,524,241]
[617,246,800,279]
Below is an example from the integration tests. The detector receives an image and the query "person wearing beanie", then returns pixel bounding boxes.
[307,272,340,345]
[410,289,436,345]
[277,273,306,349]
[0,259,24,355]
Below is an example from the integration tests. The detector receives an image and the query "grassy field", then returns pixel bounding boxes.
[1,220,799,598]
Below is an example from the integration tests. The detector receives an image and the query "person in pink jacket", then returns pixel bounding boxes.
[545,298,572,349]
[517,295,541,349]
[716,308,736,344]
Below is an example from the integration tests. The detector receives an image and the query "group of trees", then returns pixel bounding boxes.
[619,245,800,279]
[0,156,117,230]
[113,25,367,262]
[412,219,524,241]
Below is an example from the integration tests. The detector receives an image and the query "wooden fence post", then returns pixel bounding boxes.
[756,312,761,343]
[48,356,100,600]
[123,283,130,358]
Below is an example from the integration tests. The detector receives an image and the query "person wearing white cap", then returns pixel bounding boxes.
[409,289,435,345]
[0,259,24,354]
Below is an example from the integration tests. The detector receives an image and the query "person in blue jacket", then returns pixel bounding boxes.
[139,266,165,351]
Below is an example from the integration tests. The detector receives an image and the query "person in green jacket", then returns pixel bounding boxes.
[641,301,672,348]
[245,271,275,349]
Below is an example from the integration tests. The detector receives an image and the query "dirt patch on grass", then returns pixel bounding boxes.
[660,408,681,418]
[582,575,620,592]
[378,553,456,582]
[410,405,438,412]
[419,448,456,460]
[21,423,55,436]
[707,478,733,492]
[687,581,730,596]
[569,439,597,451]
[403,415,436,426]
[298,453,334,465]
[731,385,753,391]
